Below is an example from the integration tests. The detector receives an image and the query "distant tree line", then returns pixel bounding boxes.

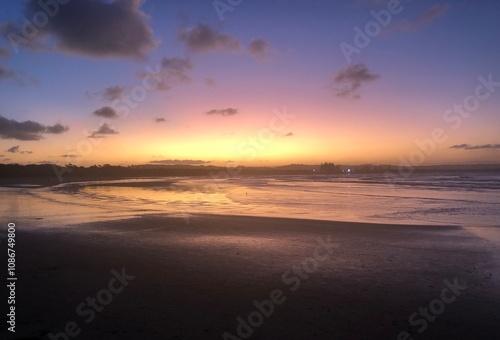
[319,162,340,173]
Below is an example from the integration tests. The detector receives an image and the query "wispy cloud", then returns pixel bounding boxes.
[450,144,500,150]
[149,159,210,165]
[205,77,216,86]
[0,65,35,86]
[248,38,272,61]
[7,145,32,154]
[206,108,238,116]
[0,115,69,141]
[331,63,380,99]
[137,57,194,91]
[93,107,119,119]
[0,66,16,80]
[101,86,128,101]
[89,123,119,138]
[155,118,167,123]
[177,24,241,54]
[398,4,451,31]
[60,154,80,159]
[0,46,10,58]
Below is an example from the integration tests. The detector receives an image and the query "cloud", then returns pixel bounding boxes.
[137,57,193,91]
[60,154,80,159]
[450,144,500,150]
[206,108,238,116]
[205,77,216,86]
[0,65,37,86]
[0,66,21,84]
[7,146,19,153]
[89,123,119,138]
[155,118,166,123]
[284,132,294,137]
[19,0,158,58]
[248,38,272,61]
[398,4,451,31]
[101,86,127,101]
[331,63,380,99]
[93,106,119,119]
[46,123,68,134]
[0,66,15,80]
[161,57,193,83]
[7,145,33,154]
[0,46,10,58]
[177,24,241,54]
[86,86,127,101]
[0,115,69,140]
[149,159,210,165]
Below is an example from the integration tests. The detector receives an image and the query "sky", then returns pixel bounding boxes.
[0,0,499,167]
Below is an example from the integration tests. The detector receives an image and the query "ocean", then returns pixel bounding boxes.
[2,173,499,229]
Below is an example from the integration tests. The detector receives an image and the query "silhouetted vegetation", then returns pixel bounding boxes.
[0,163,499,187]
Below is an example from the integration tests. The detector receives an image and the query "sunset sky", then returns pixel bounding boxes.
[0,0,499,167]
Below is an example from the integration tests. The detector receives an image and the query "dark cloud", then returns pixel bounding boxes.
[155,118,166,123]
[101,86,127,101]
[248,38,272,61]
[137,57,193,91]
[19,0,158,58]
[177,24,241,54]
[284,132,294,137]
[206,108,238,116]
[89,123,119,138]
[149,159,210,165]
[331,63,380,99]
[93,106,119,119]
[0,115,69,140]
[398,4,451,31]
[46,123,68,134]
[450,144,500,150]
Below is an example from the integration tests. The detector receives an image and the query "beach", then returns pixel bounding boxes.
[3,213,500,339]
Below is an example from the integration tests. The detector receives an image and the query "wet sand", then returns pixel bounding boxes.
[2,215,500,339]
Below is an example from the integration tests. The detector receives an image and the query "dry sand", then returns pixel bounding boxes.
[2,214,500,339]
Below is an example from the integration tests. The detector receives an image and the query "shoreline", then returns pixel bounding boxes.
[3,214,500,339]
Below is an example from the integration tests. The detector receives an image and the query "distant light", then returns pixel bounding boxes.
[348,169,351,173]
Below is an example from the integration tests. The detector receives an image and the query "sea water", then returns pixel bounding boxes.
[1,173,499,228]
